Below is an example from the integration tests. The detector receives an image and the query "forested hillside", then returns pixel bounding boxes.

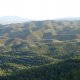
[0,20,80,80]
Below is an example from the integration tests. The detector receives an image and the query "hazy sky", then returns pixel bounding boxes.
[0,0,79,20]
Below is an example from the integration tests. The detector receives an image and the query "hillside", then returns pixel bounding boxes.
[0,20,80,46]
[0,20,80,80]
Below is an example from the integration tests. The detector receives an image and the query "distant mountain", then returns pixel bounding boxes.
[0,16,29,25]
[55,17,80,21]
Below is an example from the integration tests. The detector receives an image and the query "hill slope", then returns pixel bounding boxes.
[0,19,80,80]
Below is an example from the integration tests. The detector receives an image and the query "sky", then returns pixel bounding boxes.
[0,0,80,20]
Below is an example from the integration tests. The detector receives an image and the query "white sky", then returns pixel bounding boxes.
[0,0,80,20]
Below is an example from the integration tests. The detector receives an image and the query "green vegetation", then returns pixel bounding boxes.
[0,20,80,79]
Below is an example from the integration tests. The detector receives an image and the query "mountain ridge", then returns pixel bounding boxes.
[55,17,80,21]
[1,16,80,25]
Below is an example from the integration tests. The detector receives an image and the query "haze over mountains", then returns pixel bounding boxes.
[0,16,29,25]
[55,17,80,21]
[1,16,80,25]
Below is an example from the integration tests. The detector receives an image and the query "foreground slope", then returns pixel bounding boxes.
[1,58,80,80]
